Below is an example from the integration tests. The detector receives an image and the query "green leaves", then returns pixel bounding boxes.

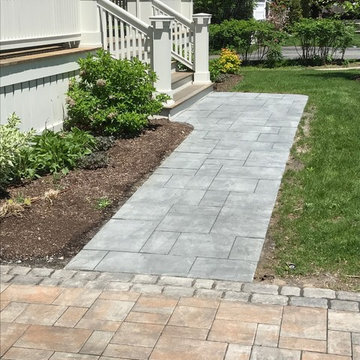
[194,0,255,23]
[292,18,355,62]
[25,128,96,178]
[0,116,96,191]
[66,50,167,137]
[0,114,35,190]
[210,20,287,63]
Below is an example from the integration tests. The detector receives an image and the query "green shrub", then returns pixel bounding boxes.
[210,48,242,82]
[25,128,96,178]
[210,20,287,62]
[0,114,34,191]
[66,50,168,137]
[292,19,355,62]
[194,0,255,24]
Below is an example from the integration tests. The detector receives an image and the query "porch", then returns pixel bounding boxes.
[0,0,212,131]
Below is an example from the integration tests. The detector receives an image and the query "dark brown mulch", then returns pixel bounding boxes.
[0,119,192,267]
[214,74,243,92]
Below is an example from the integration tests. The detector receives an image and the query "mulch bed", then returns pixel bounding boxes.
[0,118,192,267]
[214,74,243,92]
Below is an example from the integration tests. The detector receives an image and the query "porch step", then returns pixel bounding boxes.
[161,83,214,118]
[171,71,193,91]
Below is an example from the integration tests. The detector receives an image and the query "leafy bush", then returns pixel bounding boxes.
[0,114,34,191]
[210,48,242,82]
[194,0,255,23]
[94,136,115,151]
[292,18,355,62]
[210,20,287,62]
[218,48,242,73]
[77,151,109,170]
[25,128,96,177]
[66,50,168,137]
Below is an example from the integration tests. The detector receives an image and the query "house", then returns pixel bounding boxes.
[0,0,212,132]
[253,0,269,20]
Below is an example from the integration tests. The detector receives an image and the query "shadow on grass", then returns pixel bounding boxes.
[303,70,360,81]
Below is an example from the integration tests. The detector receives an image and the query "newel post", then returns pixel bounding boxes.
[193,13,212,84]
[150,16,174,103]
[79,0,102,47]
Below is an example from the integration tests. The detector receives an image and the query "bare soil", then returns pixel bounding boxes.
[214,74,243,92]
[0,118,192,268]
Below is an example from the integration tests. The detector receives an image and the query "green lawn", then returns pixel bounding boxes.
[233,67,360,282]
[352,32,360,47]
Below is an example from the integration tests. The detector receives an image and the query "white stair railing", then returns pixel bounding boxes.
[151,0,194,70]
[97,0,152,63]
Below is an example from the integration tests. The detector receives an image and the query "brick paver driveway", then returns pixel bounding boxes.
[1,280,359,359]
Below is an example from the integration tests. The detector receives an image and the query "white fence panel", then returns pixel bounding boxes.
[0,0,81,50]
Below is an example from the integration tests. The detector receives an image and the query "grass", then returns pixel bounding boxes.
[352,32,360,47]
[233,67,360,280]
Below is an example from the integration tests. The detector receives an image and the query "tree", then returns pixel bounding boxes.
[194,0,255,23]
[289,0,303,24]
[306,0,360,18]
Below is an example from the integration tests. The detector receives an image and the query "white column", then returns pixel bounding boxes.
[150,16,174,103]
[127,0,153,24]
[160,0,182,13]
[79,0,102,47]
[193,13,212,84]
[181,0,193,19]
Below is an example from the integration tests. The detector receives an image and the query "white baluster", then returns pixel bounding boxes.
[120,20,125,59]
[108,13,114,54]
[114,17,120,58]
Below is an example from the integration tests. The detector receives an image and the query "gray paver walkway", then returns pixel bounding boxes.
[67,92,308,281]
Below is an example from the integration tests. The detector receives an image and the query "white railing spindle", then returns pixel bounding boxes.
[151,0,194,70]
[97,0,152,63]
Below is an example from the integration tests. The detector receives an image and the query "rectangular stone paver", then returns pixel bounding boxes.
[95,252,194,276]
[67,93,307,281]
[0,323,29,357]
[189,258,257,282]
[168,305,217,329]
[281,306,327,340]
[15,304,67,326]
[83,299,134,322]
[208,319,257,345]
[2,347,54,360]
[1,284,62,304]
[2,283,359,360]
[15,325,92,353]
[328,310,360,332]
[250,346,301,360]
[216,302,283,325]
[111,322,163,347]
[150,336,227,360]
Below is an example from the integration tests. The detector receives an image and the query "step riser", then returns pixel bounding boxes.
[172,74,193,91]
[161,85,213,118]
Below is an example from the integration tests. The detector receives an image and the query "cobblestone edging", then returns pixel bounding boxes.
[1,265,359,312]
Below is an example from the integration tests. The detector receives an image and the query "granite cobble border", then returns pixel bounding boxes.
[1,265,359,312]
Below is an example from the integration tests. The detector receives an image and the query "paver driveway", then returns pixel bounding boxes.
[1,282,359,359]
[67,92,308,281]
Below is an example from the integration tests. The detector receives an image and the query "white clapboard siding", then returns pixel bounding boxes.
[0,0,81,51]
